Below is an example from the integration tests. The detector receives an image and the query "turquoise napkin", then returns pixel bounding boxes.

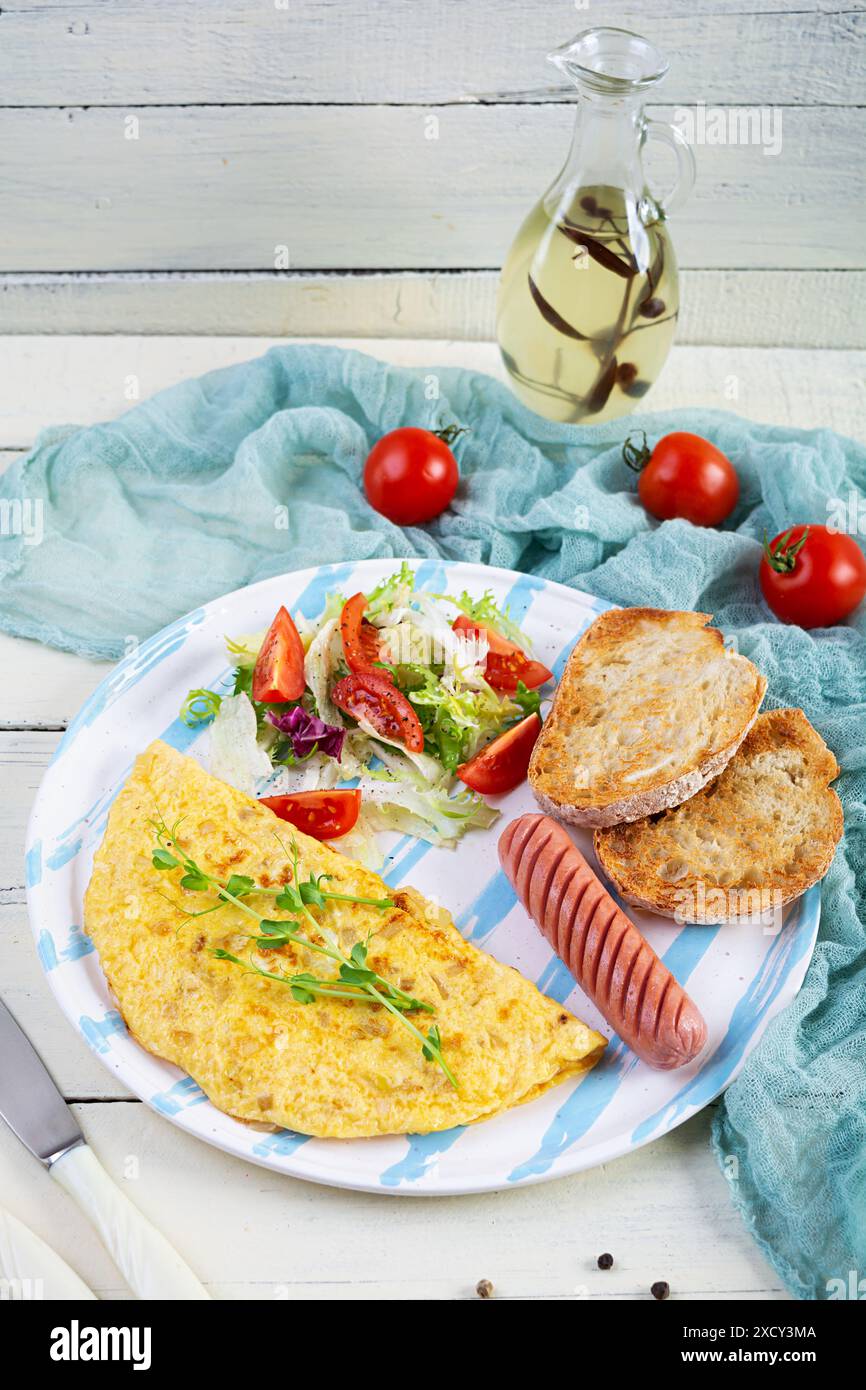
[1,344,863,1298]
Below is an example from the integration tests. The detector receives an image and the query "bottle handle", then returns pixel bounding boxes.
[642,118,696,217]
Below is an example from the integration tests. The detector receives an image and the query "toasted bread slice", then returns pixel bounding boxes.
[594,708,842,923]
[528,608,766,828]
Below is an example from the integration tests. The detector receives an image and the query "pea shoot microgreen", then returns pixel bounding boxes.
[148,816,457,1087]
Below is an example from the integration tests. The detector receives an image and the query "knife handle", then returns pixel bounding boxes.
[50,1144,210,1300]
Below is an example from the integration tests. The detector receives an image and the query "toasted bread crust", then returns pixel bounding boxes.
[529,608,766,828]
[594,708,843,922]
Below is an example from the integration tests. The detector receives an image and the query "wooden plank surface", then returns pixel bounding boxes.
[0,901,131,1098]
[2,337,864,454]
[0,1,862,106]
[1,269,864,347]
[0,1097,788,1300]
[0,104,861,272]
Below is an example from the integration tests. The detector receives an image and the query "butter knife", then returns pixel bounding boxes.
[0,999,209,1300]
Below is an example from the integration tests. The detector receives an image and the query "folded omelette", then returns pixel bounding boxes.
[84,741,605,1138]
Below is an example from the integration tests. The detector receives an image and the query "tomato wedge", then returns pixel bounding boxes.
[452,614,552,693]
[331,671,424,753]
[251,606,306,703]
[339,592,381,674]
[259,789,361,841]
[457,714,541,795]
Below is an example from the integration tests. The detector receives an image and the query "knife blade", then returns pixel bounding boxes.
[0,999,84,1164]
[0,999,209,1299]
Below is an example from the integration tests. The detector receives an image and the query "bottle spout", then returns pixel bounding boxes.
[548,27,669,94]
[547,45,576,81]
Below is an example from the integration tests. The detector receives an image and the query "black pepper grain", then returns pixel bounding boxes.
[597,1253,614,1270]
[651,1280,670,1300]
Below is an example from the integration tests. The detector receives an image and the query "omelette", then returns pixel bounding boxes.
[84,741,605,1138]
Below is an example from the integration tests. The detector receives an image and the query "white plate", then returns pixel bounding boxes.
[25,559,820,1195]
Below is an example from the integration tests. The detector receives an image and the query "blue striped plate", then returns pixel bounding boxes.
[25,560,820,1195]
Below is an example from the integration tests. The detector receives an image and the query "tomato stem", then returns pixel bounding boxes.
[434,423,469,448]
[763,526,810,574]
[622,429,652,473]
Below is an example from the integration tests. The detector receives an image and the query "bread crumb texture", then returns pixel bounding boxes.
[594,708,843,922]
[529,608,766,825]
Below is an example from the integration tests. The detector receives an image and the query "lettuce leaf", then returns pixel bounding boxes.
[224,631,265,668]
[365,561,415,618]
[294,590,345,649]
[208,693,273,795]
[353,776,499,847]
[304,617,345,726]
[442,588,531,649]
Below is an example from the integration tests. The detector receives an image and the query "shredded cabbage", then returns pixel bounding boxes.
[352,717,444,785]
[294,590,345,649]
[304,617,345,726]
[329,810,385,870]
[379,593,486,675]
[266,705,345,762]
[180,687,223,727]
[208,693,273,795]
[352,777,499,847]
[224,632,265,667]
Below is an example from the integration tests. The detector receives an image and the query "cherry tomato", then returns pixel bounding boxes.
[452,614,552,693]
[363,426,461,525]
[760,524,866,628]
[457,714,542,795]
[624,430,740,527]
[259,789,361,841]
[251,606,306,703]
[331,670,424,752]
[339,592,381,674]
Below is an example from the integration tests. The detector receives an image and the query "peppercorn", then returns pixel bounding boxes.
[597,1253,614,1270]
[651,1280,670,1300]
[476,1278,494,1299]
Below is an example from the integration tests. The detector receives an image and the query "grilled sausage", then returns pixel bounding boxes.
[498,813,707,1070]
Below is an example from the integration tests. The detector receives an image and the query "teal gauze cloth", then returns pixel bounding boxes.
[1,344,863,1298]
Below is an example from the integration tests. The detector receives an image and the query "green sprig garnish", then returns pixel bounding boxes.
[149,817,456,1087]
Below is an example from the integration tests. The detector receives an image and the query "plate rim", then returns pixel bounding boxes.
[25,558,822,1196]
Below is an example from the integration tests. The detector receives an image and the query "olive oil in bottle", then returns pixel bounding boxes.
[496,27,694,425]
[497,185,679,424]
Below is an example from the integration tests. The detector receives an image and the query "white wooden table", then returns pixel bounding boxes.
[2,336,863,1302]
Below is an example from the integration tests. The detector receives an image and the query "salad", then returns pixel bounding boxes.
[181,564,551,862]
